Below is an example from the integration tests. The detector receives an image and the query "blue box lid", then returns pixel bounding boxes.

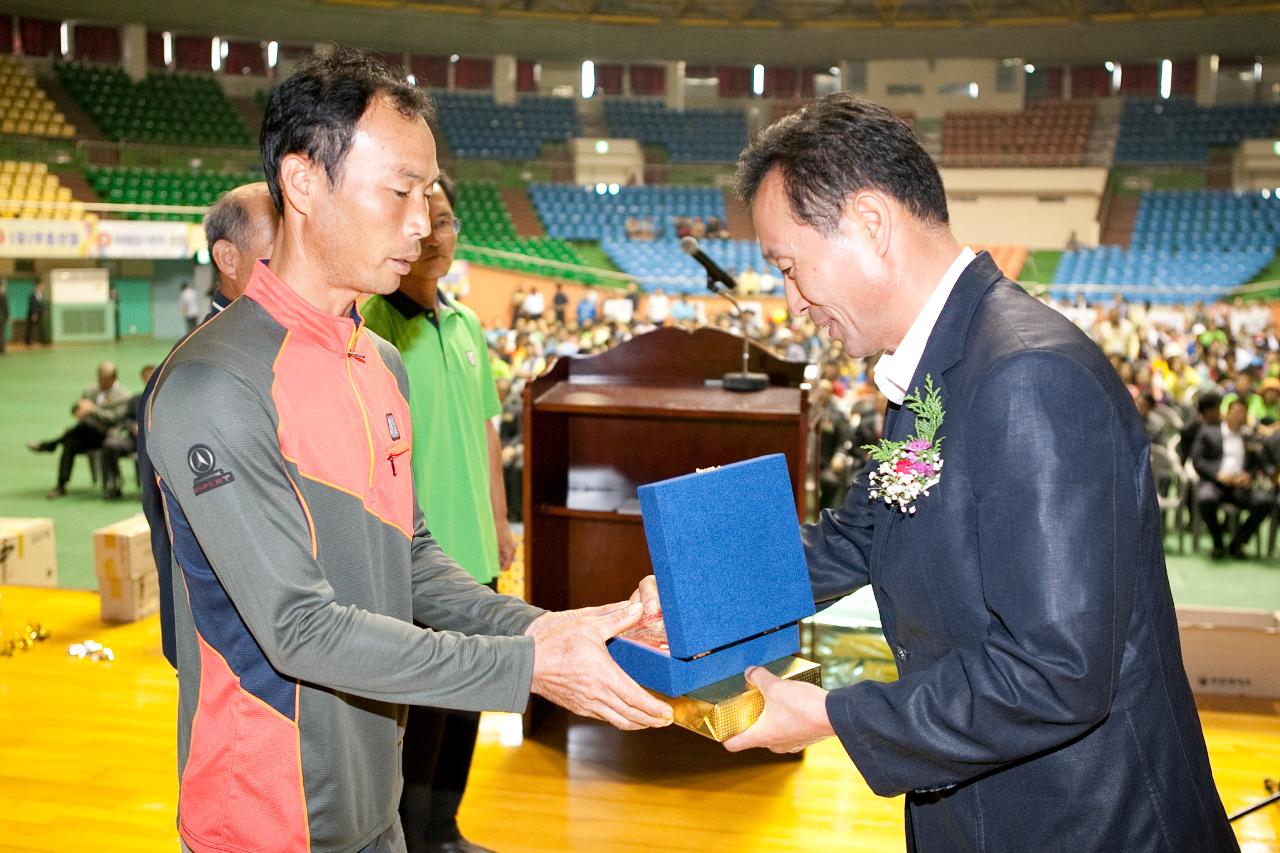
[637,453,815,660]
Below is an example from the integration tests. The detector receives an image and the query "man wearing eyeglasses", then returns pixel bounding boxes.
[360,171,515,853]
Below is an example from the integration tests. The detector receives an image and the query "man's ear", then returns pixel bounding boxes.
[842,191,893,258]
[278,152,316,217]
[210,240,239,285]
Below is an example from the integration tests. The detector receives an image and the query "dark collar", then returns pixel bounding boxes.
[912,250,1004,384]
[385,288,453,321]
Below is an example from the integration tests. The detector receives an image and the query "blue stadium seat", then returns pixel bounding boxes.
[1114,99,1280,164]
[602,100,747,163]
[529,184,727,241]
[433,92,580,160]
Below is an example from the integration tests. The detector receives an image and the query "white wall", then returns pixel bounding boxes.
[863,58,1024,121]
[941,167,1107,249]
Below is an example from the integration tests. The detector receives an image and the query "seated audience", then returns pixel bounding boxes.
[1191,396,1275,559]
[27,362,131,498]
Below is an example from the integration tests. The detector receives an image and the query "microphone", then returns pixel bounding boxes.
[680,236,737,291]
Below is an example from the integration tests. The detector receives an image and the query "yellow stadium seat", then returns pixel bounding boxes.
[61,124,75,138]
[14,121,30,135]
[31,122,47,136]
[1,161,15,172]
[57,187,71,202]
[16,161,30,174]
[33,162,47,175]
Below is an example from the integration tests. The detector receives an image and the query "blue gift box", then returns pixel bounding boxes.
[608,454,816,696]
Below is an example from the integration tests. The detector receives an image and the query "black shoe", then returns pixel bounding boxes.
[27,440,54,453]
[46,486,66,499]
[1210,546,1226,560]
[1228,544,1248,560]
[104,485,122,500]
[420,841,498,853]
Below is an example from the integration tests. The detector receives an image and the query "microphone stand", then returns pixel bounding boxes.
[710,279,769,392]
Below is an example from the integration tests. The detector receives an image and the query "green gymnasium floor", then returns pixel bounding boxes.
[1,338,1278,606]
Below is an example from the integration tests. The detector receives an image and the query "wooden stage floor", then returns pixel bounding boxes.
[0,585,1277,852]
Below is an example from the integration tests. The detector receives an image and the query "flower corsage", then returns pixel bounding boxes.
[863,375,945,514]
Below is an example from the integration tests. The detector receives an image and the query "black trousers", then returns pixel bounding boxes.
[400,579,497,850]
[101,433,137,494]
[25,314,44,345]
[1197,480,1274,550]
[50,422,107,489]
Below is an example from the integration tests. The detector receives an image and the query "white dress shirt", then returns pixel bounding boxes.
[873,247,977,405]
[1219,423,1246,478]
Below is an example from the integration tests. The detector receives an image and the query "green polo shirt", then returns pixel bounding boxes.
[360,291,502,583]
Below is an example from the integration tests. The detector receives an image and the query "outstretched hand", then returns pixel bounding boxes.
[723,666,835,753]
[526,602,673,731]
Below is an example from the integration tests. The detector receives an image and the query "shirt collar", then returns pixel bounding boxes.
[874,247,976,405]
[211,290,232,312]
[384,288,455,322]
[243,261,363,355]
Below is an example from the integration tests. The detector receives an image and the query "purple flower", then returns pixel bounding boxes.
[909,461,935,477]
[906,439,932,452]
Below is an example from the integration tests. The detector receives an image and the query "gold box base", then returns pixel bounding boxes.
[653,656,822,742]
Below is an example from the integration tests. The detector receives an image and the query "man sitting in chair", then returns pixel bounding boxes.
[27,361,132,499]
[1191,395,1275,559]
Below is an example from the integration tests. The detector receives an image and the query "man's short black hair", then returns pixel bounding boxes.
[260,45,435,215]
[1197,391,1223,414]
[736,93,948,233]
[434,170,457,210]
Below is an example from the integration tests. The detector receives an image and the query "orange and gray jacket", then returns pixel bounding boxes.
[147,261,543,853]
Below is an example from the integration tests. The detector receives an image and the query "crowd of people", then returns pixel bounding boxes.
[623,213,731,241]
[479,283,1280,557]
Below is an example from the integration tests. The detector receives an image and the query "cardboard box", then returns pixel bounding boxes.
[608,454,816,696]
[0,517,58,587]
[1177,605,1280,698]
[93,514,159,623]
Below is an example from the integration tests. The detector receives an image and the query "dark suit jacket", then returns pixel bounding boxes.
[804,253,1235,852]
[1190,423,1267,484]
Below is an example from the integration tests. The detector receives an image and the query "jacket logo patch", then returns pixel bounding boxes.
[386,413,401,441]
[188,444,235,495]
[466,349,477,367]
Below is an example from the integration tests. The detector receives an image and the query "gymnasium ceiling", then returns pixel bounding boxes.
[4,0,1279,65]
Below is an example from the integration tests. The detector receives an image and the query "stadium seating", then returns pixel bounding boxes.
[1114,99,1280,163]
[55,62,253,147]
[942,101,1094,167]
[453,181,598,282]
[1051,245,1274,303]
[0,161,86,220]
[1129,189,1280,252]
[602,238,769,293]
[0,56,75,139]
[1052,188,1280,302]
[83,166,263,221]
[529,184,726,241]
[603,100,747,163]
[432,93,579,159]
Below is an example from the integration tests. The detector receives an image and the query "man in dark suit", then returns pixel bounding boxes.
[25,281,45,345]
[638,94,1235,851]
[1191,396,1274,559]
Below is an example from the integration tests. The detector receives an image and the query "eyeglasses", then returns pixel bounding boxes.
[434,217,461,237]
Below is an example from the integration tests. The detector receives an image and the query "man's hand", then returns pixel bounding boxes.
[723,666,835,754]
[74,399,96,419]
[495,519,517,572]
[526,602,673,731]
[628,574,662,615]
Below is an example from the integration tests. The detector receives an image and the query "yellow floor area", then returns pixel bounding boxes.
[0,584,1277,852]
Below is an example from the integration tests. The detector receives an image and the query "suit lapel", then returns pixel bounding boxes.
[869,252,1004,567]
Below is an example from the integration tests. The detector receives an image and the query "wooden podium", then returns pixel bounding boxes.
[521,326,812,615]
